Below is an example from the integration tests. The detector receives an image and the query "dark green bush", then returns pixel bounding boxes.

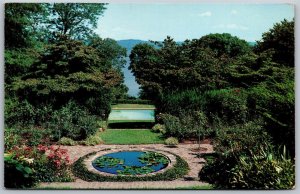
[48,101,98,141]
[200,146,295,189]
[158,89,205,115]
[113,99,152,105]
[204,89,249,124]
[214,121,271,155]
[72,150,189,181]
[249,80,294,157]
[4,152,35,188]
[199,121,295,189]
[4,128,22,151]
[4,127,51,150]
[5,98,36,127]
[5,97,53,128]
[161,111,211,140]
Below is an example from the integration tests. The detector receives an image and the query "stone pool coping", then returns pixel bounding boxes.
[84,148,176,177]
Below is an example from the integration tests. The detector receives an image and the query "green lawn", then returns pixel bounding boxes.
[99,129,164,144]
[111,104,155,109]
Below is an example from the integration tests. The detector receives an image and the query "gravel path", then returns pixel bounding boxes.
[38,143,213,189]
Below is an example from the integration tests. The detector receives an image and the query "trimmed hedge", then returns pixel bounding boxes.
[72,150,189,181]
[113,99,152,105]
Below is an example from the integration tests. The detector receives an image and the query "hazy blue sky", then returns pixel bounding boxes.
[96,3,294,42]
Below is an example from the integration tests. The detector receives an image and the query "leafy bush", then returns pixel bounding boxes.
[161,111,211,140]
[199,120,295,189]
[214,121,271,155]
[204,89,249,124]
[81,133,103,146]
[113,99,153,104]
[58,137,77,146]
[200,146,295,189]
[159,89,205,115]
[4,128,22,151]
[5,98,53,128]
[5,98,36,127]
[249,80,295,157]
[72,150,189,181]
[151,124,166,133]
[97,120,107,131]
[4,151,35,188]
[164,137,179,146]
[4,145,73,188]
[4,127,51,150]
[48,101,98,141]
[34,145,73,183]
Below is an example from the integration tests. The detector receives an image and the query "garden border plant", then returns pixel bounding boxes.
[72,149,189,181]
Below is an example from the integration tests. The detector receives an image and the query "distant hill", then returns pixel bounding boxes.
[248,41,257,46]
[117,39,148,54]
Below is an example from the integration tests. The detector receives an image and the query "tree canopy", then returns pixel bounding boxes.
[255,19,294,67]
[46,3,107,40]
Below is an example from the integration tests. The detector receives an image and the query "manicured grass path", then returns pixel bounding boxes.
[111,104,155,109]
[99,129,164,144]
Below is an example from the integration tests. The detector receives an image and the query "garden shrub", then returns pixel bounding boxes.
[4,151,35,188]
[161,111,211,140]
[4,145,73,188]
[200,146,295,189]
[214,121,271,155]
[58,137,77,146]
[249,80,295,157]
[113,99,152,105]
[151,124,166,133]
[72,150,189,181]
[203,89,249,124]
[4,128,22,151]
[81,133,103,146]
[5,98,36,127]
[48,101,98,141]
[33,145,73,183]
[164,137,179,146]
[199,121,295,189]
[158,89,205,115]
[4,127,51,149]
[5,98,54,128]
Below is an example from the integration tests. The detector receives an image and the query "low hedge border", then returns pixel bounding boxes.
[72,150,189,182]
[112,99,152,105]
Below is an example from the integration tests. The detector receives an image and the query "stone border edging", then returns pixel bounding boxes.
[84,148,176,177]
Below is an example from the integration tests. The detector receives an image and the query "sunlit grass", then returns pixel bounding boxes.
[99,129,165,144]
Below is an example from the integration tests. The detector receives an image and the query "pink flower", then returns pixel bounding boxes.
[54,160,61,167]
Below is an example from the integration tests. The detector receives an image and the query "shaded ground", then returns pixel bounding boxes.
[38,143,213,189]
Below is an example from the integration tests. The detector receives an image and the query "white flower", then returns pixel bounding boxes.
[23,158,34,164]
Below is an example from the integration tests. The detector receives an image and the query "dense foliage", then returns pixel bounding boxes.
[5,145,73,188]
[5,3,127,129]
[130,19,295,189]
[4,3,128,188]
[199,122,295,189]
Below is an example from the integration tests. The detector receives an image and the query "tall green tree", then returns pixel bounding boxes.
[198,33,252,58]
[255,19,294,67]
[10,38,123,116]
[5,3,46,49]
[129,36,234,100]
[46,3,107,40]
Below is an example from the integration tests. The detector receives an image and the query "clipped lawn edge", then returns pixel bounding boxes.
[72,149,189,182]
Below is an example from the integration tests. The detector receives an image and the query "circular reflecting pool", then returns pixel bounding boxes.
[92,151,169,175]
